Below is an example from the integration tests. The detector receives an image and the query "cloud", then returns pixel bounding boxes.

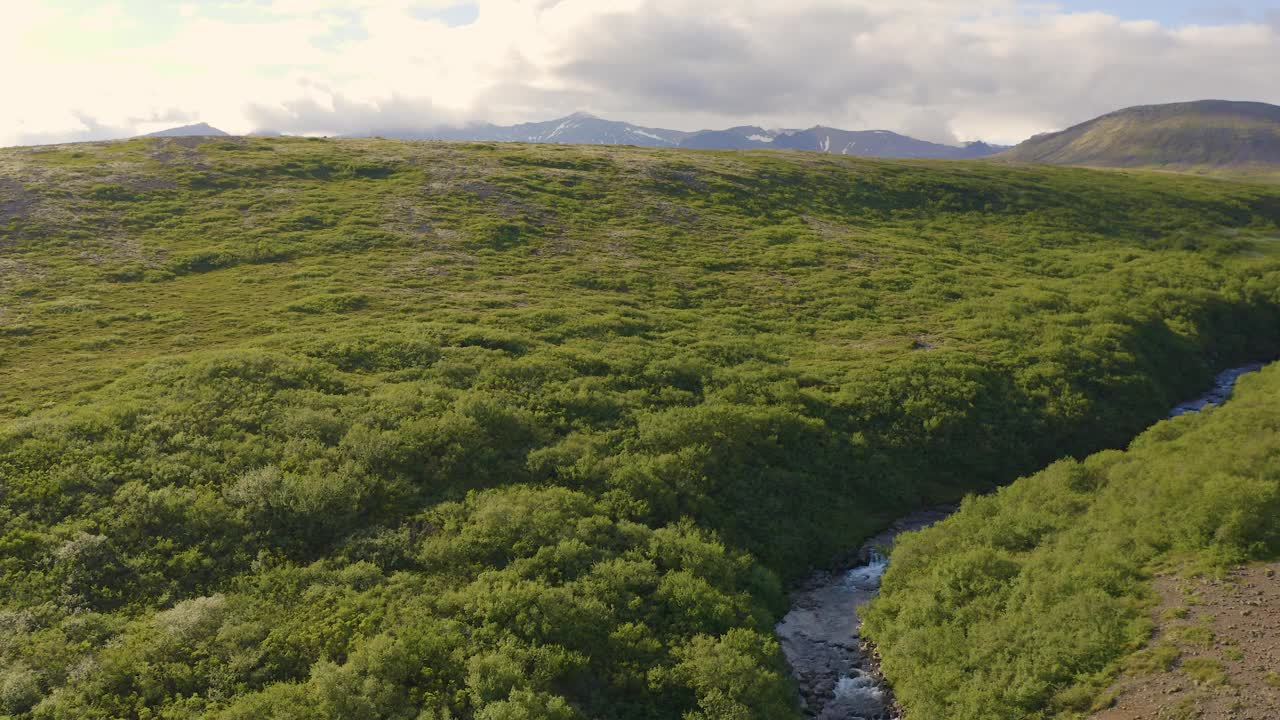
[10,108,201,148]
[1,0,1279,147]
[520,1,1280,143]
[412,2,482,26]
[550,4,886,115]
[244,90,458,135]
[899,110,961,146]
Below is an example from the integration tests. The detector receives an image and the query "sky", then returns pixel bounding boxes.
[2,0,1278,147]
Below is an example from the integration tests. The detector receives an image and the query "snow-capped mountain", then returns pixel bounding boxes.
[487,112,690,146]
[208,112,1009,159]
[680,126,784,149]
[373,113,690,147]
[771,127,1004,159]
[399,114,1008,159]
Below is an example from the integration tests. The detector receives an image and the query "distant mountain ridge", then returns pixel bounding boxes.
[334,113,1009,159]
[400,112,690,147]
[141,123,229,138]
[113,100,1280,171]
[139,115,1005,159]
[766,126,1001,160]
[997,100,1280,170]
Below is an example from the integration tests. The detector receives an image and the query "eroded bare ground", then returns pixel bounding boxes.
[1093,562,1280,720]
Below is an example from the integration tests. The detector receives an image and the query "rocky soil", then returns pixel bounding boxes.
[1092,563,1280,720]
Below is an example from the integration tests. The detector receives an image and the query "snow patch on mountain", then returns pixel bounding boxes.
[283,113,1008,159]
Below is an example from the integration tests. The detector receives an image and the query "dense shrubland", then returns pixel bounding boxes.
[863,365,1280,719]
[1,137,1279,717]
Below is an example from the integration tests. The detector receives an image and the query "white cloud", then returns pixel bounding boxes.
[1,0,1278,147]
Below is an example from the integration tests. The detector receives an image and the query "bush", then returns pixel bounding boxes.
[285,293,370,314]
[5,137,1280,719]
[0,664,41,715]
[863,366,1280,719]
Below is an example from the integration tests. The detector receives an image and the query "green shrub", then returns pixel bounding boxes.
[467,221,534,250]
[88,183,135,201]
[4,137,1280,719]
[36,297,100,314]
[1182,657,1228,686]
[864,366,1280,719]
[0,664,41,715]
[285,293,370,314]
[0,324,38,337]
[1127,642,1181,673]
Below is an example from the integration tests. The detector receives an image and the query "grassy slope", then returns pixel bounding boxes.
[997,100,1280,173]
[863,365,1280,720]
[1,137,1280,718]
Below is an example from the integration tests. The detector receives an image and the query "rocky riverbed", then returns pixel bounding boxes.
[776,363,1268,719]
[775,508,951,719]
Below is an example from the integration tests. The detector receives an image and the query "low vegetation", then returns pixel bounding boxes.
[863,365,1280,719]
[997,100,1280,177]
[2,136,1280,718]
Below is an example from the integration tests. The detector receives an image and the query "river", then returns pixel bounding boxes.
[774,363,1268,719]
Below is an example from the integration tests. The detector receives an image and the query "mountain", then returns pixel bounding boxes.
[997,100,1280,170]
[770,126,1004,159]
[141,122,230,138]
[373,112,689,147]
[680,125,1008,158]
[680,125,781,149]
[350,113,1007,159]
[137,115,1011,160]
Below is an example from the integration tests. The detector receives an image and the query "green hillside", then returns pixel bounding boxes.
[997,100,1280,176]
[2,136,1280,718]
[863,364,1280,720]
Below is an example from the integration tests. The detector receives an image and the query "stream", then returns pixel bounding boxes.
[775,363,1268,719]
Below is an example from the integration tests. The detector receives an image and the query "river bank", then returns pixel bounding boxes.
[776,363,1270,719]
[775,508,951,718]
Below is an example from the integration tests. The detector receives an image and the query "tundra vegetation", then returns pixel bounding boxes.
[863,364,1280,719]
[1,137,1279,718]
